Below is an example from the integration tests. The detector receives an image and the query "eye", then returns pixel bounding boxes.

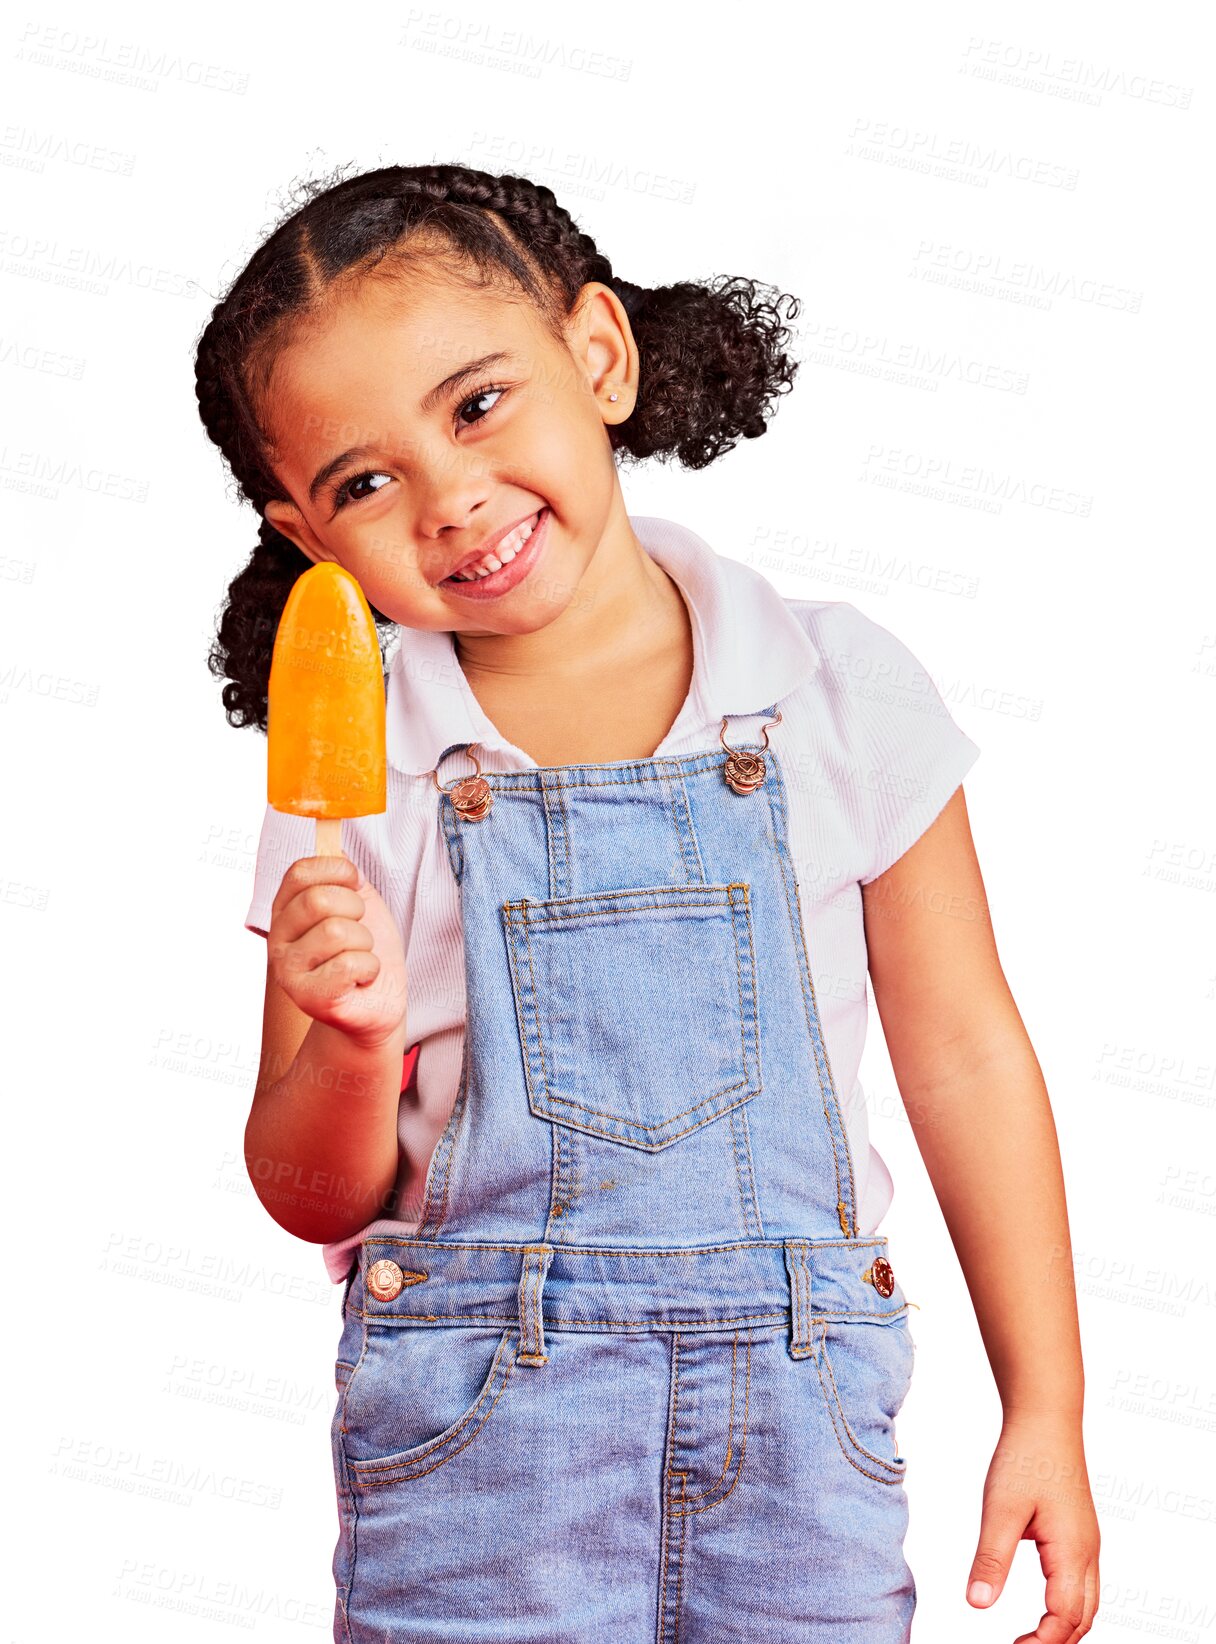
[455,383,507,429]
[333,471,392,511]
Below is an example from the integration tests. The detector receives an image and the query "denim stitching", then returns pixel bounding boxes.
[568,1127,584,1225]
[509,887,760,1142]
[358,1234,897,1256]
[672,1471,687,1640]
[796,1245,814,1356]
[348,1329,518,1485]
[546,1121,567,1233]
[539,770,568,901]
[557,1123,576,1228]
[812,1319,908,1485]
[729,1107,764,1238]
[668,766,705,885]
[339,1276,370,1437]
[418,1030,470,1237]
[740,1108,764,1238]
[657,1336,681,1642]
[769,746,860,1235]
[677,1330,752,1511]
[504,882,749,915]
[660,1336,687,1644]
[680,1340,751,1515]
[819,1322,907,1475]
[354,1309,794,1328]
[734,884,763,1112]
[555,771,572,897]
[762,750,857,1237]
[353,1305,908,1330]
[517,1248,551,1366]
[331,1355,359,1641]
[504,898,557,1146]
[674,1331,737,1504]
[792,866,858,1233]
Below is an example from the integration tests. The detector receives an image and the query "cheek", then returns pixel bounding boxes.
[530,410,619,510]
[349,544,437,616]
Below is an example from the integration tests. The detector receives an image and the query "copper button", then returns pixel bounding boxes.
[723,749,767,795]
[367,1258,405,1302]
[452,775,493,820]
[869,1256,896,1298]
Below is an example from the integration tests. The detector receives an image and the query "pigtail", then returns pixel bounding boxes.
[206,519,311,732]
[605,275,801,470]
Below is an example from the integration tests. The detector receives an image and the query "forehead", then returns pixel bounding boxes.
[264,274,550,454]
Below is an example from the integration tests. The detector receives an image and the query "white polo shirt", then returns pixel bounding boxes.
[245,515,980,1283]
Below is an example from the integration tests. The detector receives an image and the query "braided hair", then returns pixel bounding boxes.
[195,161,802,731]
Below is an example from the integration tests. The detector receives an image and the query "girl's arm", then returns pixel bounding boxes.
[243,854,411,1247]
[244,970,407,1245]
[862,786,1100,1643]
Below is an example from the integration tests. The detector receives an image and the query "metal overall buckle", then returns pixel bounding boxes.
[719,711,782,794]
[432,744,493,820]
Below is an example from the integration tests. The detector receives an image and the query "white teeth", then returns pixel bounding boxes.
[449,512,539,581]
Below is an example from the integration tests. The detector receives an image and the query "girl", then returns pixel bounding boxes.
[199,162,1099,1642]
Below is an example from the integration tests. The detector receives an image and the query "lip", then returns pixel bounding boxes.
[439,506,550,602]
[440,509,545,581]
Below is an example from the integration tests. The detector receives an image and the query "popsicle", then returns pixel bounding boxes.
[267,562,386,858]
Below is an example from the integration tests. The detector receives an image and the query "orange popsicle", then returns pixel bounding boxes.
[267,562,386,857]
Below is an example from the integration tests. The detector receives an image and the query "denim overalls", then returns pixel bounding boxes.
[329,711,918,1642]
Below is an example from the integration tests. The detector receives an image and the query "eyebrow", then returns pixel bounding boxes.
[307,350,519,505]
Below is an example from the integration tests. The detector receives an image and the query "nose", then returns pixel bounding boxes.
[415,484,493,582]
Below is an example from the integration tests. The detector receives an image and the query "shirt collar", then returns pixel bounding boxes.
[384,514,821,776]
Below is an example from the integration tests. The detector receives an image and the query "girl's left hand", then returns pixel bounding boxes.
[965,1411,1101,1642]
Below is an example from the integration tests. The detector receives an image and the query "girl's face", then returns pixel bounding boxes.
[260,270,637,638]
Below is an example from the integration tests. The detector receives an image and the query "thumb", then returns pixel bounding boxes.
[967,1510,1024,1608]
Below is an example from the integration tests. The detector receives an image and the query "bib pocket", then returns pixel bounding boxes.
[503,882,762,1151]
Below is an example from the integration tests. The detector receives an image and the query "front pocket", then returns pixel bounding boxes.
[814,1311,914,1484]
[341,1324,518,1489]
[503,882,762,1151]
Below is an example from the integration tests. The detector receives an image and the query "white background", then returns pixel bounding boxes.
[4,1,1213,1639]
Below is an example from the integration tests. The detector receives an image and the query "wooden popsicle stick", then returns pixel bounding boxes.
[315,817,343,858]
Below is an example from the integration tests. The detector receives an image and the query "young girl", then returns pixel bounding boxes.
[200,162,1099,1642]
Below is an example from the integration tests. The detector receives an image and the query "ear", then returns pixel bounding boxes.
[570,282,639,424]
[263,498,329,565]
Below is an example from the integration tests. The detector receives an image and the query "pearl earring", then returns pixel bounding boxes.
[608,392,619,402]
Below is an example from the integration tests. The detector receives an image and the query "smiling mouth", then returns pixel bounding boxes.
[441,509,543,584]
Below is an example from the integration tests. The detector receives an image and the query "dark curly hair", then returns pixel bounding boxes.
[195,160,802,731]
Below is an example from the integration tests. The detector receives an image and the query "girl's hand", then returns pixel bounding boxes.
[266,855,408,1052]
[966,1411,1101,1642]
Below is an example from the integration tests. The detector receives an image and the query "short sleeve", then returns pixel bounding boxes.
[244,804,317,936]
[815,601,980,885]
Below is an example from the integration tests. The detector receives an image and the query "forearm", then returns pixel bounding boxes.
[898,1025,1084,1419]
[244,1017,408,1245]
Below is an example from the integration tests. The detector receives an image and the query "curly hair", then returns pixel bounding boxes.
[195,160,802,732]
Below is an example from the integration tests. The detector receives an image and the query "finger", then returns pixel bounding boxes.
[1038,1538,1091,1644]
[1083,1555,1100,1635]
[1018,1542,1092,1643]
[293,913,376,973]
[1059,1554,1100,1644]
[303,945,381,1002]
[277,880,370,945]
[966,1504,1027,1608]
[272,853,359,916]
[1071,1558,1104,1637]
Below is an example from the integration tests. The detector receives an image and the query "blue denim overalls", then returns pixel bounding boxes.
[330,710,918,1642]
